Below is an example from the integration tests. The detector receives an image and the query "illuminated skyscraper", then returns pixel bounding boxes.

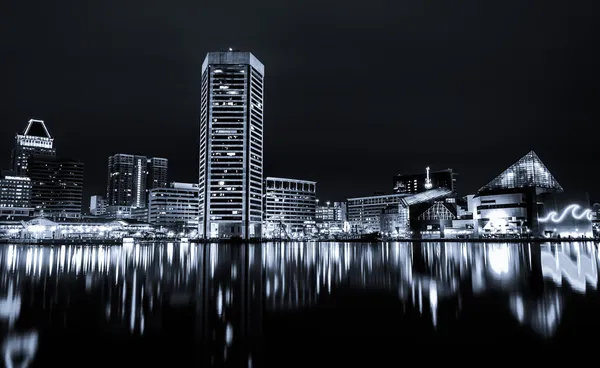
[199,50,264,239]
[11,119,56,175]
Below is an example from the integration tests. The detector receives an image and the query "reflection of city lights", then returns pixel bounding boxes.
[539,204,593,223]
[488,246,510,274]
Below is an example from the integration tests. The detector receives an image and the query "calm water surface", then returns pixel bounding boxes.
[1,241,599,366]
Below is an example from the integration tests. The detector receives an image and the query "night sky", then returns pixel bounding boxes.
[2,0,599,207]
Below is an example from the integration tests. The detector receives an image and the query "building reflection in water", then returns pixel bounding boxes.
[0,241,599,366]
[0,242,263,367]
[263,241,600,337]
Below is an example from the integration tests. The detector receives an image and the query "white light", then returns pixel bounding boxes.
[539,204,593,223]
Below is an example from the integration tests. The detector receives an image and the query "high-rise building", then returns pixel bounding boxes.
[146,157,168,193]
[199,50,264,239]
[107,154,168,209]
[148,182,200,232]
[264,177,316,238]
[0,174,33,217]
[28,155,84,218]
[11,119,56,175]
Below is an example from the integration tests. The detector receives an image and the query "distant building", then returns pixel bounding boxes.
[11,119,56,175]
[107,154,168,208]
[199,50,264,239]
[146,157,168,194]
[393,167,456,194]
[377,189,454,236]
[90,195,108,216]
[148,182,200,232]
[347,193,410,234]
[0,174,33,217]
[264,177,316,238]
[28,155,84,218]
[316,201,347,234]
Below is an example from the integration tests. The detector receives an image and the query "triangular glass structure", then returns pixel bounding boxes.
[417,201,456,220]
[478,150,563,192]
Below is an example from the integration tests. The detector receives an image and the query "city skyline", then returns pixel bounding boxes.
[2,0,598,205]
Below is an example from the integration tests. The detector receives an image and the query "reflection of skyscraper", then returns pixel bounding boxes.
[0,243,262,365]
[202,244,263,366]
[199,50,264,240]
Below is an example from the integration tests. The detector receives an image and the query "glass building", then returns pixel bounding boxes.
[199,50,264,239]
[478,150,563,193]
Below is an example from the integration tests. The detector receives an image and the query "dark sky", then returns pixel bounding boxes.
[1,0,599,207]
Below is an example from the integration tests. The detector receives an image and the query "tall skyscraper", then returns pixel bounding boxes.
[107,154,168,208]
[199,50,264,239]
[11,119,56,175]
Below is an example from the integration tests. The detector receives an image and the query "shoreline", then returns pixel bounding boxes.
[0,237,596,245]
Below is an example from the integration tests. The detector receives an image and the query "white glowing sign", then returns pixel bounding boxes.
[538,204,593,223]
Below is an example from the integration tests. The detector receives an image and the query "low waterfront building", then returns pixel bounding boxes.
[316,201,348,235]
[469,150,593,239]
[148,182,200,233]
[264,177,316,239]
[349,188,453,235]
[0,216,154,240]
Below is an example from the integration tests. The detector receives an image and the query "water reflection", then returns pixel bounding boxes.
[0,243,263,366]
[0,241,598,365]
[263,242,600,338]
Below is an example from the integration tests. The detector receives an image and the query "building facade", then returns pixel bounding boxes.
[199,50,264,239]
[471,150,567,238]
[393,167,456,194]
[0,174,33,217]
[347,193,410,234]
[11,119,56,175]
[263,177,316,238]
[28,155,84,218]
[146,157,168,194]
[148,182,200,232]
[107,154,168,208]
[90,195,108,216]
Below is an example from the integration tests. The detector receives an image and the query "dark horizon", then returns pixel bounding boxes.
[2,0,598,206]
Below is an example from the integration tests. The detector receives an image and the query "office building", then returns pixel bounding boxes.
[264,177,316,238]
[315,201,348,234]
[90,195,108,216]
[199,50,264,239]
[28,155,84,218]
[148,182,200,232]
[11,119,56,175]
[0,174,33,217]
[347,193,411,234]
[107,154,168,208]
[393,167,456,194]
[146,157,168,193]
